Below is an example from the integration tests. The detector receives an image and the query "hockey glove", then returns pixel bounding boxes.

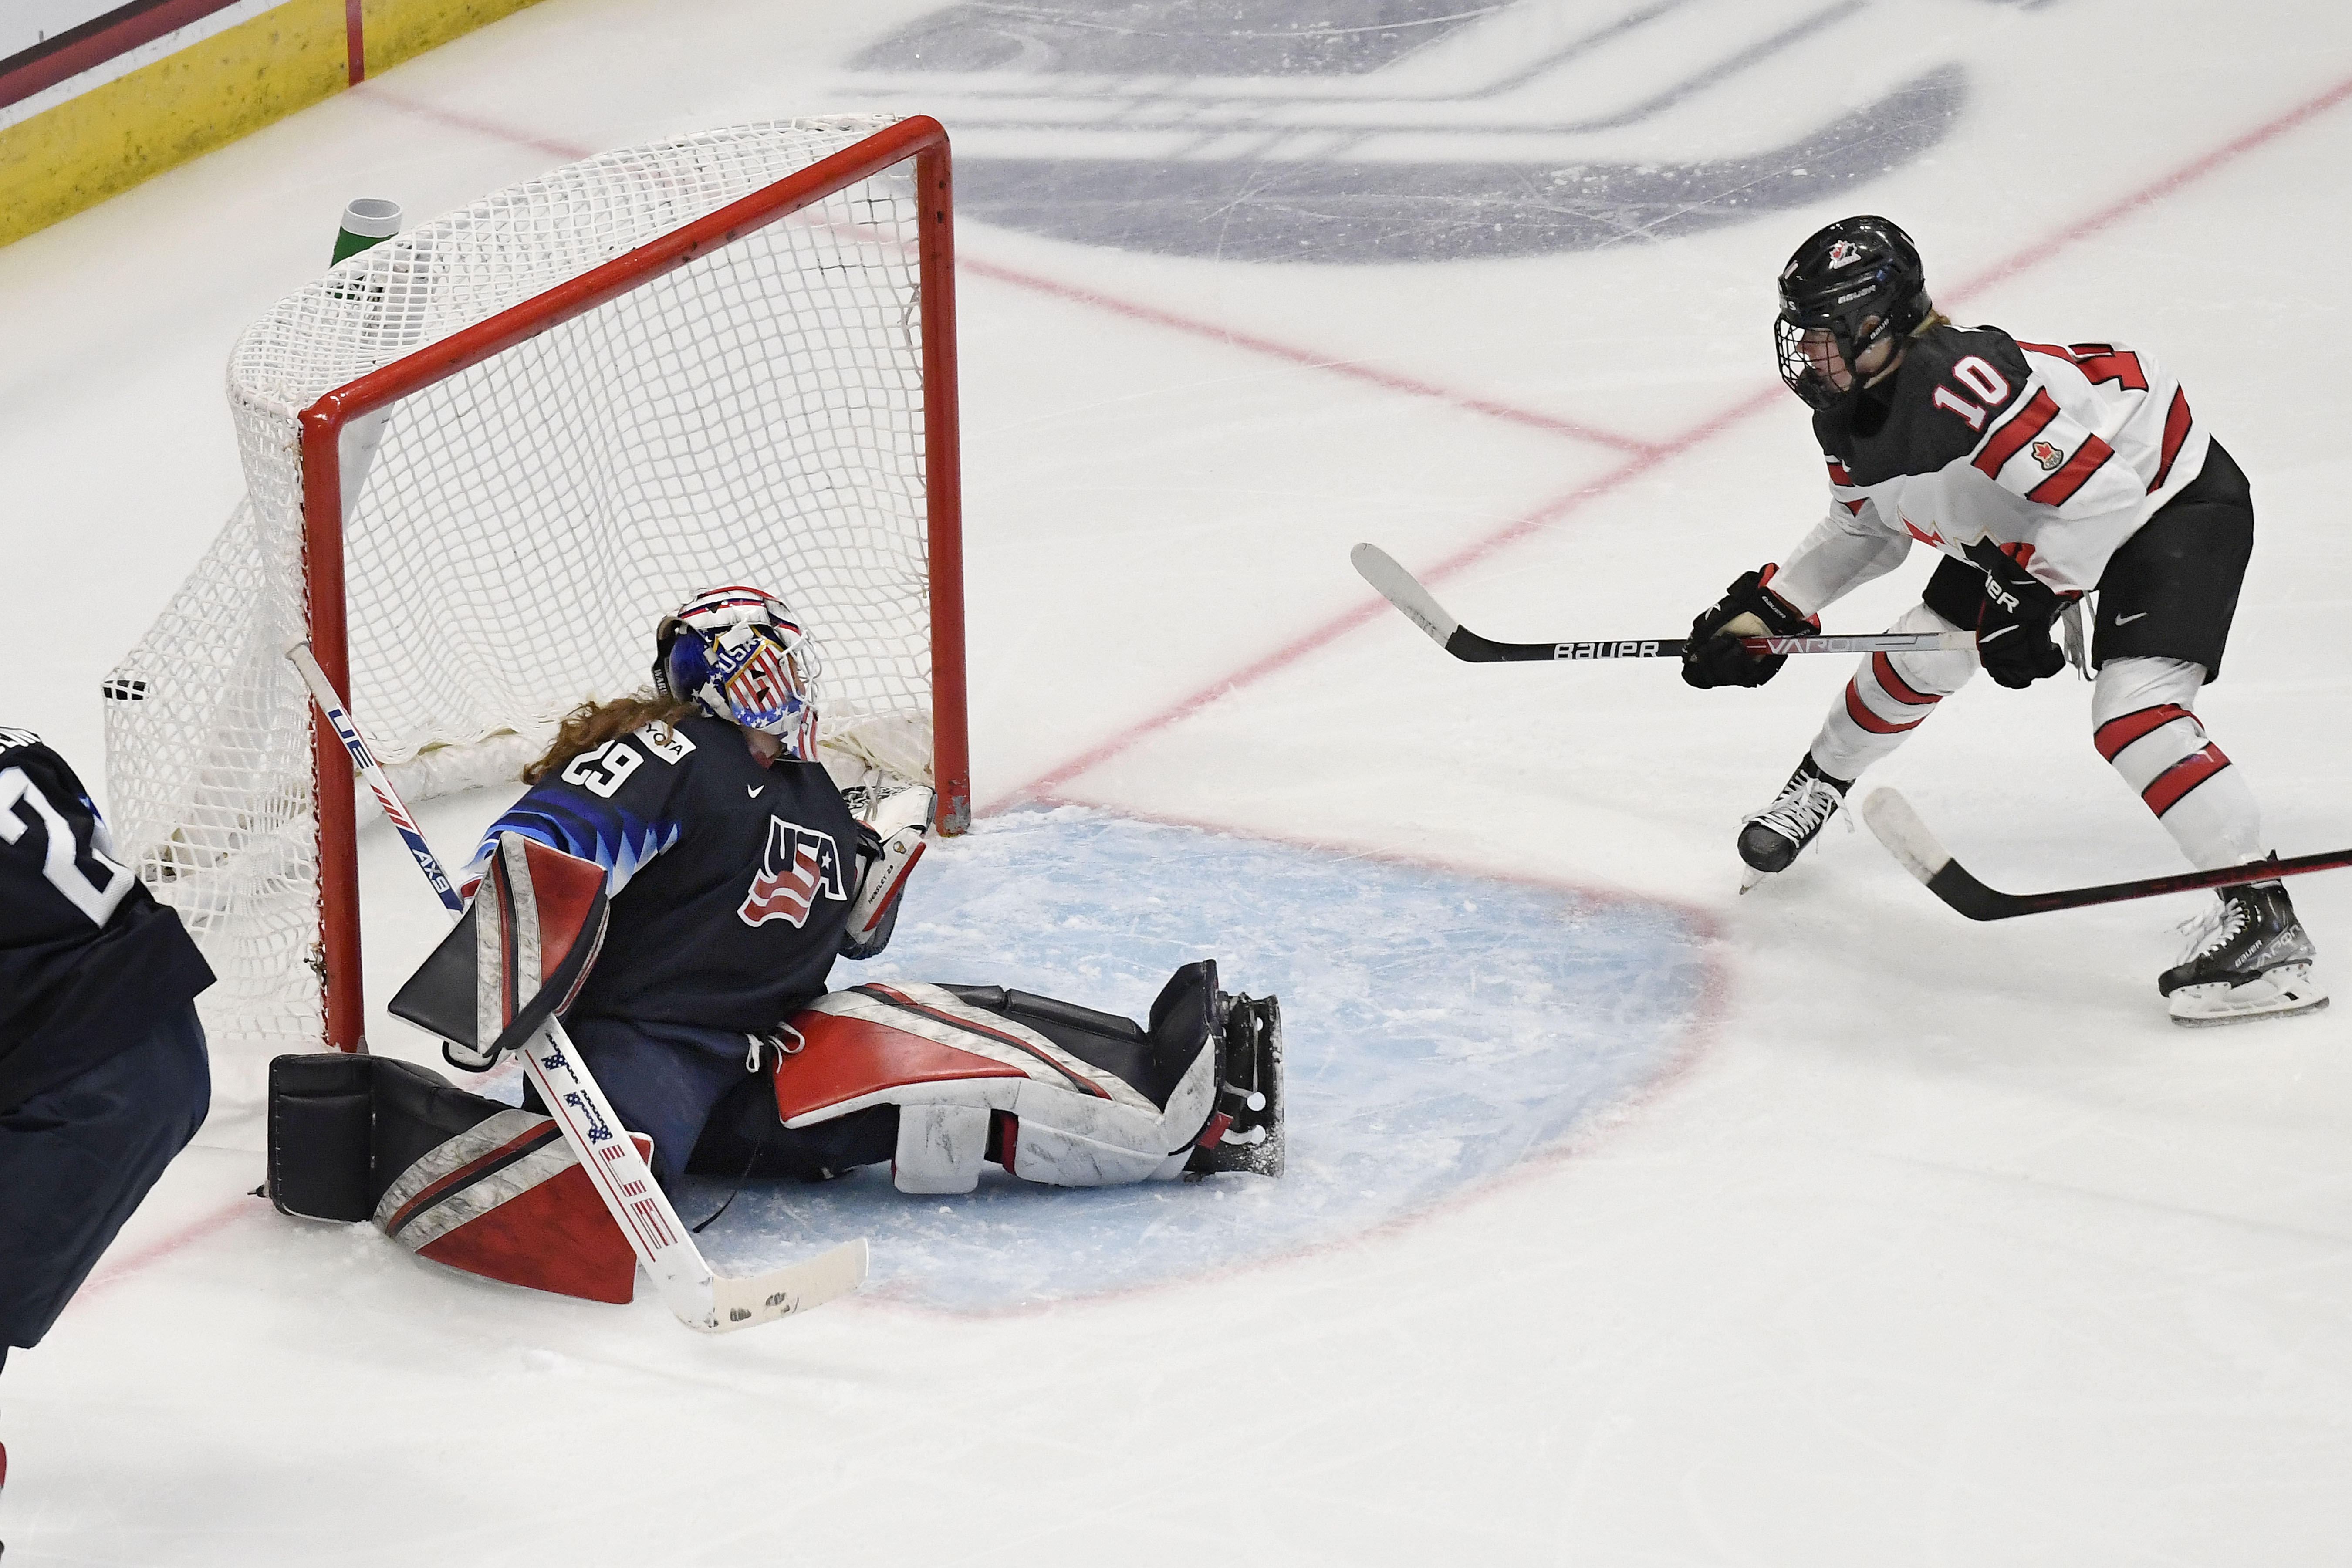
[1681,566,1818,689]
[1963,538,2069,690]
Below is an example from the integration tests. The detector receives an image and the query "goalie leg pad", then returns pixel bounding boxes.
[267,1052,650,1305]
[768,963,1279,1190]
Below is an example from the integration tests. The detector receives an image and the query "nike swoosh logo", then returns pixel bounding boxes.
[2115,612,2148,625]
[747,784,764,797]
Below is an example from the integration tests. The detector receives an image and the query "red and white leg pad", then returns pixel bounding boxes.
[374,1109,656,1304]
[777,981,1219,1194]
[267,1052,652,1305]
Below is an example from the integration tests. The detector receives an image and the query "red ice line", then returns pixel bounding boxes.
[73,73,2346,1309]
[992,68,2352,810]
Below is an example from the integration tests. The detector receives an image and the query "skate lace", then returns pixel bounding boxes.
[1754,776,1844,841]
[2173,894,2249,963]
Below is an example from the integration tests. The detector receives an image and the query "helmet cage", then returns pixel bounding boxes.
[1773,217,1929,410]
[652,586,822,759]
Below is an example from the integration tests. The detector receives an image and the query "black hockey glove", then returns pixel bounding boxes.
[1963,537,2068,690]
[1681,567,1817,689]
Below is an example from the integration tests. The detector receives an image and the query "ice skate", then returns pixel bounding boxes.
[1737,755,1853,883]
[2159,878,2328,1027]
[1186,992,1284,1177]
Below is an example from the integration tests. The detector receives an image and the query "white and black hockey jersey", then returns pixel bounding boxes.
[1771,325,2209,613]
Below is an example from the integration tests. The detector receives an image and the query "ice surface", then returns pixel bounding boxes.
[3,0,2351,1562]
[694,808,1707,1309]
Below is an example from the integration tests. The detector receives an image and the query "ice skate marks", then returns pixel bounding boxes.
[688,808,1709,1311]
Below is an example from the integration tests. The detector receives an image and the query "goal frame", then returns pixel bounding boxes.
[296,115,966,1055]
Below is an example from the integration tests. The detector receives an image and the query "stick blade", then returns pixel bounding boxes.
[1859,788,1950,886]
[1860,788,2014,922]
[1351,543,1460,650]
[696,1238,868,1333]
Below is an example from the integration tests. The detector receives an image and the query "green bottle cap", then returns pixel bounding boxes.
[331,198,403,266]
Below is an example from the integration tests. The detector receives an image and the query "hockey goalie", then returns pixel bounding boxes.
[268,586,1281,1307]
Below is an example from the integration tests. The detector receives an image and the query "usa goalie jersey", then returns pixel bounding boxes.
[462,716,861,1033]
[1770,324,2210,613]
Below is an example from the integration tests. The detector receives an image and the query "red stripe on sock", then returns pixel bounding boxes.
[2143,743,2230,817]
[1844,679,1924,735]
[1871,652,1942,708]
[2094,703,2196,760]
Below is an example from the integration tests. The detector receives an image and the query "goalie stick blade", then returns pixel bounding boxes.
[700,1239,868,1333]
[1863,787,2352,921]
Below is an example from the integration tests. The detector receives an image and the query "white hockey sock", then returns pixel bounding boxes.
[1808,602,1977,782]
[2091,657,2262,870]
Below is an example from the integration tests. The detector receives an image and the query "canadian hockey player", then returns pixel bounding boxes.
[1679,216,2324,1027]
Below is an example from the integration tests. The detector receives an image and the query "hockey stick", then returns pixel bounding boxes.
[1862,787,2352,921]
[1352,543,1976,663]
[287,641,867,1330]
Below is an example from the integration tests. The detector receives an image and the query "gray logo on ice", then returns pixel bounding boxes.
[849,0,1967,263]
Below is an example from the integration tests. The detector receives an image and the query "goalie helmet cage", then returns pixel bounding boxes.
[105,115,966,1076]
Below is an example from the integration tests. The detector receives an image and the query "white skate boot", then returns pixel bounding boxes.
[2159,878,2328,1027]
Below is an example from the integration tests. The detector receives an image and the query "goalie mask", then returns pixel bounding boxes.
[652,585,821,759]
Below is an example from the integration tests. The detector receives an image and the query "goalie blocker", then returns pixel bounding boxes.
[270,833,1281,1305]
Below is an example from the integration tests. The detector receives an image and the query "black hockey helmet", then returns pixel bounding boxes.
[1774,216,1931,410]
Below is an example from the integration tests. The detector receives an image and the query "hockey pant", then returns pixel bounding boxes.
[0,1002,209,1351]
[1807,602,2262,870]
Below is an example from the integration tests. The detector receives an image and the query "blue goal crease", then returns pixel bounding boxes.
[687,807,1709,1311]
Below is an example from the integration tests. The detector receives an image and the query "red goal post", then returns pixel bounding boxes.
[301,116,967,1055]
[106,116,968,1076]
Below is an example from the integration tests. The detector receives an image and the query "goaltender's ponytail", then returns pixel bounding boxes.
[523,694,698,784]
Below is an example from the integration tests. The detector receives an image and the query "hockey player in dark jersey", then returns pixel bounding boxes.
[1,729,214,1537]
[267,585,1280,1308]
[1681,216,2322,1026]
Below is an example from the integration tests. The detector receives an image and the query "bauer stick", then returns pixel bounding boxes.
[287,640,867,1331]
[1862,787,2352,920]
[1352,543,1977,663]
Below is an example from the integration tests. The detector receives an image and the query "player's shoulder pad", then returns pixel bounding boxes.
[1832,324,2031,486]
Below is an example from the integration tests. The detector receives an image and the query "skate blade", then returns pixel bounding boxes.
[1738,866,1769,895]
[2169,966,2331,1027]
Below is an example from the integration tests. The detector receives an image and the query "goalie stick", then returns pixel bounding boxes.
[287,641,867,1331]
[1862,787,2352,920]
[1351,543,1976,663]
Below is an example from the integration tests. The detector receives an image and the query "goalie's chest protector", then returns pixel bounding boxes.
[555,717,860,1032]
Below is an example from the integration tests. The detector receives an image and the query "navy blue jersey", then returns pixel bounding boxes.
[466,717,860,1034]
[0,729,214,1113]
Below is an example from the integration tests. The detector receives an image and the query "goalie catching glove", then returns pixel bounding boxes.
[1681,565,1819,689]
[839,781,931,962]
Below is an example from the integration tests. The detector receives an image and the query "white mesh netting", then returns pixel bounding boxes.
[105,116,944,1076]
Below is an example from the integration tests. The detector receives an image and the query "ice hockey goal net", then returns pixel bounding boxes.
[104,115,966,1093]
